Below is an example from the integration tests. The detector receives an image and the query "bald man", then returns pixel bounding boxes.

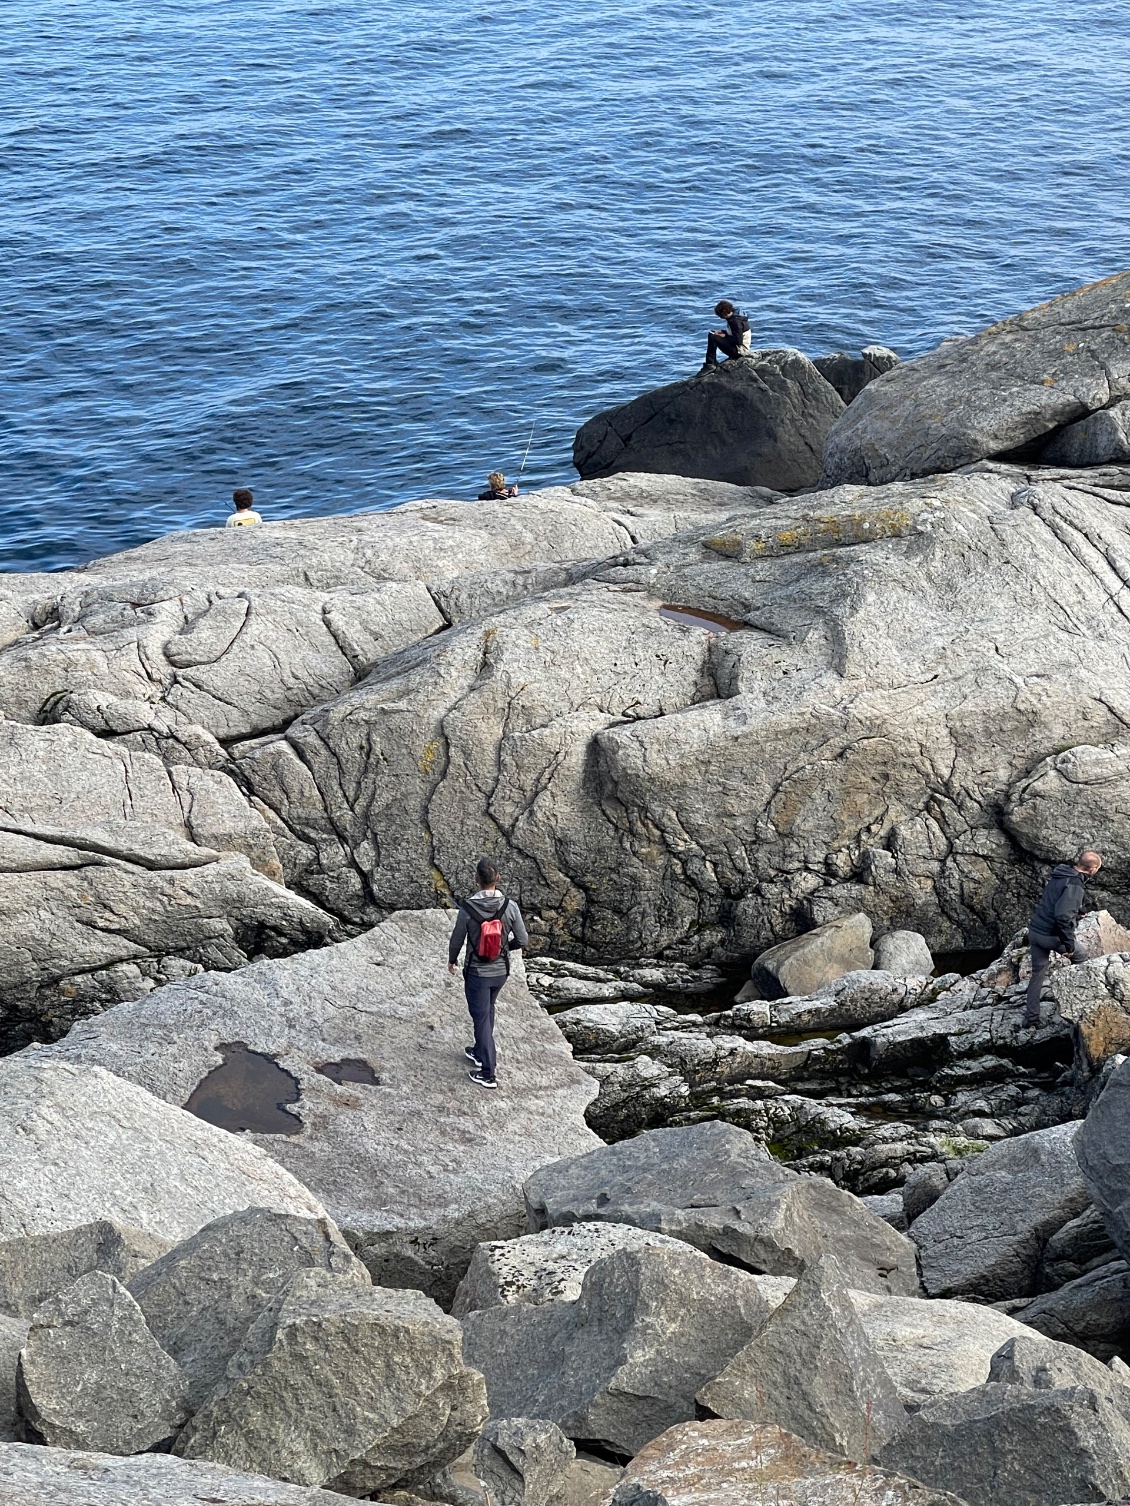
[1024,849,1102,1026]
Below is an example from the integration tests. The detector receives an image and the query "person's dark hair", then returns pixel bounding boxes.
[233,488,254,509]
[476,857,500,888]
[714,300,735,317]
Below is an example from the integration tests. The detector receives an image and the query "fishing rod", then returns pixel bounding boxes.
[517,420,536,481]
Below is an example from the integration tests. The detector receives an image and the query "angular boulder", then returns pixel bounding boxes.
[473,1418,576,1506]
[814,345,900,405]
[177,1269,488,1495]
[524,1121,919,1296]
[16,1271,190,1453]
[1013,1259,1130,1361]
[612,1420,968,1506]
[573,349,844,491]
[461,1244,776,1458]
[452,1222,689,1316]
[822,271,1130,485]
[127,1207,370,1408]
[1075,1055,1130,1262]
[1042,397,1130,466]
[697,1260,906,1461]
[1005,744,1130,888]
[1051,953,1130,1068]
[1039,1203,1119,1288]
[910,1122,1090,1299]
[0,1442,368,1504]
[873,930,934,977]
[0,1220,169,1319]
[43,910,600,1304]
[0,1057,327,1246]
[0,1318,29,1443]
[750,914,874,999]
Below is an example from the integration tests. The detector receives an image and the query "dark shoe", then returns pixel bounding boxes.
[464,1046,481,1066]
[468,1070,497,1090]
[699,361,717,374]
[1023,1013,1039,1028]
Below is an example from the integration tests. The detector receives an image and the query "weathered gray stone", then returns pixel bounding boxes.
[873,930,934,977]
[910,1122,1090,1299]
[769,971,932,1034]
[0,718,341,1050]
[987,1331,1127,1399]
[551,1002,675,1055]
[452,1222,689,1317]
[127,1207,371,1409]
[860,1193,908,1232]
[524,1121,919,1296]
[1052,953,1130,1068]
[0,1220,170,1319]
[0,1318,29,1443]
[1006,745,1130,890]
[1013,1260,1130,1362]
[750,914,874,1000]
[573,349,844,491]
[42,910,599,1305]
[902,1164,950,1225]
[1042,398,1130,466]
[814,345,901,406]
[0,1442,370,1505]
[612,1420,969,1506]
[878,1377,1130,1506]
[177,1269,488,1495]
[1076,1054,1130,1264]
[16,1271,190,1453]
[473,1418,576,1506]
[822,271,1130,485]
[0,1057,327,1246]
[697,1259,906,1461]
[461,1244,776,1458]
[1039,1205,1119,1290]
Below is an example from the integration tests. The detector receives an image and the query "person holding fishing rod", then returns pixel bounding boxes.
[477,423,536,500]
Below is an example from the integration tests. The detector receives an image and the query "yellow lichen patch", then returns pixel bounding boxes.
[530,633,540,649]
[418,738,442,774]
[1063,342,1078,352]
[431,866,454,902]
[1043,376,1056,386]
[703,531,745,558]
[1079,1001,1130,1066]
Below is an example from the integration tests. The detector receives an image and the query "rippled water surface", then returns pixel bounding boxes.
[4,0,1130,570]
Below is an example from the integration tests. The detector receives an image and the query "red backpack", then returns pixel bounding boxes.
[477,915,505,961]
[462,894,510,966]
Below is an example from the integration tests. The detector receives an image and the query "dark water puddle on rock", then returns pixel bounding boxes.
[933,947,1001,977]
[659,604,746,632]
[184,1042,303,1136]
[317,1058,380,1086]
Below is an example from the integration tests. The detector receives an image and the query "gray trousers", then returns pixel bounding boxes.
[1025,935,1087,1023]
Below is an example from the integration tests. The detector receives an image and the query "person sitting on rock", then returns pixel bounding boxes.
[701,301,752,373]
[1024,848,1102,1026]
[226,488,263,528]
[478,471,519,501]
[447,858,529,1090]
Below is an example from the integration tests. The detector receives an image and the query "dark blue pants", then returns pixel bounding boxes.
[465,973,505,1080]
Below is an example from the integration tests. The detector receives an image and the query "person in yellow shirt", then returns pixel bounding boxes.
[226,488,263,528]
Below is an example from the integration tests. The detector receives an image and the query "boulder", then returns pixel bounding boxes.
[873,930,934,977]
[814,346,901,406]
[524,1121,919,1296]
[1052,953,1130,1068]
[551,1002,675,1055]
[1012,1260,1130,1361]
[573,350,844,491]
[987,1331,1127,1397]
[0,1318,28,1442]
[0,1220,170,1318]
[821,271,1130,485]
[1076,1054,1130,1262]
[127,1208,371,1408]
[878,1376,1130,1506]
[42,910,599,1304]
[697,1259,906,1461]
[901,1164,950,1225]
[1039,1204,1119,1289]
[1042,397,1130,466]
[910,1122,1090,1299]
[611,1420,968,1506]
[0,1057,327,1246]
[0,719,340,1051]
[16,1271,190,1453]
[0,1442,370,1505]
[473,1418,575,1506]
[177,1269,488,1495]
[452,1222,689,1316]
[461,1244,776,1458]
[750,914,874,1000]
[1005,746,1130,890]
[769,971,932,1034]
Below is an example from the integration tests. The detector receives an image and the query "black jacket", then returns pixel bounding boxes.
[726,311,750,342]
[1030,863,1087,952]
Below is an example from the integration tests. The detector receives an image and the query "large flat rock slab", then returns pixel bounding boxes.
[0,1057,326,1246]
[0,1442,370,1505]
[573,349,844,490]
[43,909,600,1302]
[822,271,1130,484]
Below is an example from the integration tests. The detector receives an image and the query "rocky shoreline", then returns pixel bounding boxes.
[4,273,1130,1503]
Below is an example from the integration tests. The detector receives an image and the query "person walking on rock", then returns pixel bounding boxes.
[226,487,263,528]
[700,300,752,373]
[1024,849,1102,1026]
[448,858,529,1089]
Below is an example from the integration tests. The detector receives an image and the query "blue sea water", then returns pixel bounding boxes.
[3,0,1130,572]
